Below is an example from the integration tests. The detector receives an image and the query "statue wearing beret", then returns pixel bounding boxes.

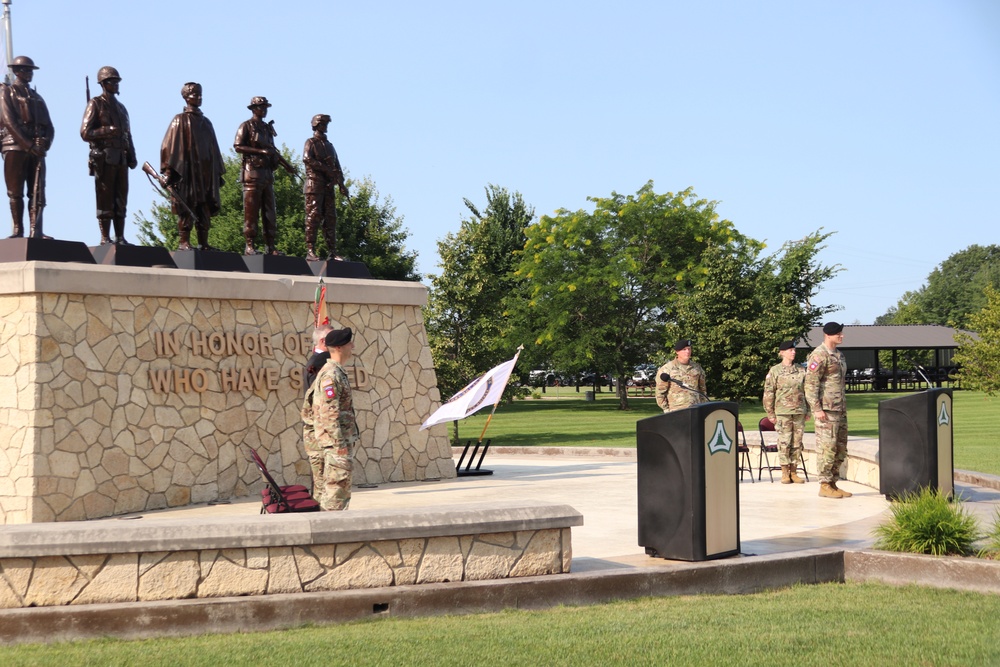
[160,82,226,251]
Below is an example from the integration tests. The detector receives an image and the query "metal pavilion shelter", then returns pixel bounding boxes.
[797,324,975,392]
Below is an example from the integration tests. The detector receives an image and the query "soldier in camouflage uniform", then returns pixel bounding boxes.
[301,327,360,510]
[763,340,808,484]
[655,339,708,412]
[804,322,852,499]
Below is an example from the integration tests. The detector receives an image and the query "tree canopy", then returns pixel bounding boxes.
[425,185,534,440]
[876,245,1000,328]
[134,148,420,281]
[953,284,1000,395]
[511,183,742,409]
[667,231,841,401]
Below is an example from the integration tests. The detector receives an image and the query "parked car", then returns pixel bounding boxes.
[630,364,657,387]
[529,369,558,387]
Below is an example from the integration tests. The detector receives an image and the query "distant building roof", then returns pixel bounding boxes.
[800,324,975,350]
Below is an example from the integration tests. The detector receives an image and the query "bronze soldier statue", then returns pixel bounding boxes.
[302,114,349,261]
[0,56,54,239]
[80,66,137,245]
[234,96,296,256]
[159,82,225,251]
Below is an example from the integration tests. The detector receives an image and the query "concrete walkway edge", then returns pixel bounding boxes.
[3,548,1000,645]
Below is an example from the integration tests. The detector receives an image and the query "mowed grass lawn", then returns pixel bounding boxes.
[457,389,1000,475]
[4,583,999,666]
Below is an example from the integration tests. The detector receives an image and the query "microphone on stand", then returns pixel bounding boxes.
[659,372,710,401]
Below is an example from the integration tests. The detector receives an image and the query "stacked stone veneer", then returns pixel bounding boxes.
[0,501,581,609]
[0,261,454,524]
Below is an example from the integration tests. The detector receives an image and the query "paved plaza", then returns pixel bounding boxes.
[129,440,1000,571]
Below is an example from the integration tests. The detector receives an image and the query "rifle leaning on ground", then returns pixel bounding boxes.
[142,161,198,221]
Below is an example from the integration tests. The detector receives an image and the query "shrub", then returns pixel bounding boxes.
[977,508,1000,559]
[873,487,981,556]
[531,390,542,400]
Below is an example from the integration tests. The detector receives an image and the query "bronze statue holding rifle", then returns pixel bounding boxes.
[234,96,297,256]
[157,82,225,251]
[0,56,54,239]
[80,66,137,245]
[303,113,349,261]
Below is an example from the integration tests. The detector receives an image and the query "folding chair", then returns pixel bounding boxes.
[737,421,754,483]
[757,417,809,483]
[247,446,320,513]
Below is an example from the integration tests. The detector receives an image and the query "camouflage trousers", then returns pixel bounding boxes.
[308,444,354,511]
[815,410,848,484]
[774,414,805,466]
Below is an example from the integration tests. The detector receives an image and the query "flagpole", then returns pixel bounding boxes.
[474,344,523,445]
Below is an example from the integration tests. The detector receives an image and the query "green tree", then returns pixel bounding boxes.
[135,148,419,281]
[425,185,535,442]
[953,284,1000,395]
[512,182,740,410]
[877,245,1000,328]
[667,231,841,401]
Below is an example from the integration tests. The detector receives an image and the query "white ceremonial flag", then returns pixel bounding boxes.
[420,354,519,430]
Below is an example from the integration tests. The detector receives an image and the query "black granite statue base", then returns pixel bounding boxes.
[242,254,312,275]
[0,237,96,264]
[309,259,372,279]
[170,249,249,272]
[90,243,177,269]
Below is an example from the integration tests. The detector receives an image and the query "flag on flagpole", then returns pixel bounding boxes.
[313,278,329,328]
[420,353,520,430]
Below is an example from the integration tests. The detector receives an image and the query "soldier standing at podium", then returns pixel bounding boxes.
[655,338,707,412]
[805,322,852,499]
[763,340,807,484]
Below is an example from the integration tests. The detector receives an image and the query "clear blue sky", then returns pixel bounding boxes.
[10,0,1000,324]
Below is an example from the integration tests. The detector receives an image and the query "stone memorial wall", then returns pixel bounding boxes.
[0,261,454,524]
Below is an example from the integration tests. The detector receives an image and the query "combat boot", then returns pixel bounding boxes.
[8,200,23,238]
[98,220,112,245]
[788,466,805,484]
[323,229,338,260]
[28,208,52,239]
[177,228,193,251]
[819,482,842,499]
[112,217,131,245]
[196,227,216,251]
[780,465,792,484]
[305,223,319,260]
[830,482,852,498]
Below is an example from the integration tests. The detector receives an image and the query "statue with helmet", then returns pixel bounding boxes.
[233,96,297,256]
[302,113,349,261]
[80,65,137,245]
[0,55,54,239]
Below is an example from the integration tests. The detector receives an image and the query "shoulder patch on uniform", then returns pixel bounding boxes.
[323,383,336,399]
[807,361,818,372]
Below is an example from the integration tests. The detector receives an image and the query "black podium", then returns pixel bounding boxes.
[878,388,953,499]
[637,401,740,561]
